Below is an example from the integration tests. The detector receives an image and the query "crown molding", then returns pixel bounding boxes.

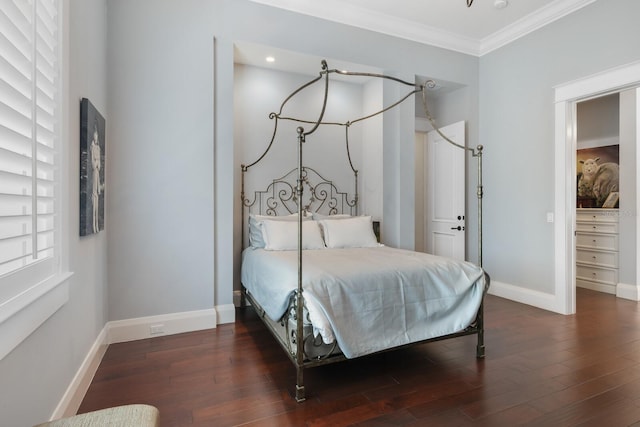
[479,0,597,56]
[249,0,480,55]
[249,0,597,57]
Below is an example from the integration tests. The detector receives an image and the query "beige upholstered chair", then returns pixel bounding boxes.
[33,404,159,427]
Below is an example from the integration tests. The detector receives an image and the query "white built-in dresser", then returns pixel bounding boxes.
[576,208,619,294]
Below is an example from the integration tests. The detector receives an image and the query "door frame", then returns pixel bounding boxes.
[554,60,640,315]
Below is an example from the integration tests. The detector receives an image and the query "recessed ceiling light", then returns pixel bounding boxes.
[265,56,275,63]
[494,0,508,9]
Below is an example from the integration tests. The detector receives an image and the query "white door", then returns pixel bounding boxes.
[425,121,466,260]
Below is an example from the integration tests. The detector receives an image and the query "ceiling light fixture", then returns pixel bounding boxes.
[467,0,473,6]
[494,0,508,9]
[265,56,275,63]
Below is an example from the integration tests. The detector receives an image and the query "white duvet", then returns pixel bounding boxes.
[241,246,486,359]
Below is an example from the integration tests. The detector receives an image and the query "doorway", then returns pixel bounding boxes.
[415,121,466,261]
[575,94,621,295]
[425,122,466,260]
[554,61,640,315]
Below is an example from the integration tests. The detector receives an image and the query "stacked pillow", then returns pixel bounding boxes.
[317,215,378,248]
[248,214,302,248]
[248,213,379,250]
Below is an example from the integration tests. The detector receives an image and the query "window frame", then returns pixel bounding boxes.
[0,0,71,361]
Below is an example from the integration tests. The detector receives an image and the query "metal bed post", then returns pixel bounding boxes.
[295,126,306,402]
[474,145,485,358]
[239,164,247,308]
[293,61,329,402]
[475,145,484,268]
[476,301,486,358]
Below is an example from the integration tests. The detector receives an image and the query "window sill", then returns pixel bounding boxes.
[0,271,73,360]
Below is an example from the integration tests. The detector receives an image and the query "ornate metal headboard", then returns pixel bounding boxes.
[241,166,357,246]
[240,165,357,248]
[242,166,356,217]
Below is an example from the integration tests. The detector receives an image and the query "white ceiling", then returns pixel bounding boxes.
[249,0,597,56]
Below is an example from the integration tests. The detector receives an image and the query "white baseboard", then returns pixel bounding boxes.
[617,282,640,301]
[577,280,616,295]
[488,280,563,313]
[53,305,235,421]
[216,303,236,324]
[50,326,109,419]
[490,280,640,311]
[107,308,219,344]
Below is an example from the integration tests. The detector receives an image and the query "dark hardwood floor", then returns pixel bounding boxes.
[79,289,640,426]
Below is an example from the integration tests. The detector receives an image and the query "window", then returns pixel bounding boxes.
[0,0,68,360]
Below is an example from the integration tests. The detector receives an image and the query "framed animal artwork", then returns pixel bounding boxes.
[576,144,619,209]
[80,98,106,235]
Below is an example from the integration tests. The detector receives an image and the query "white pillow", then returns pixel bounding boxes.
[248,213,306,248]
[261,219,325,250]
[319,215,379,248]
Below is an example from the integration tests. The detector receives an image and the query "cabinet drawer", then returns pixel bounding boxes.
[576,248,618,268]
[576,209,619,223]
[576,232,618,250]
[576,264,618,286]
[575,221,618,234]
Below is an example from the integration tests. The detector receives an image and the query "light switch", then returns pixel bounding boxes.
[546,212,554,223]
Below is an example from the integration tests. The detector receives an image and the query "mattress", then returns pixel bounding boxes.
[241,246,486,358]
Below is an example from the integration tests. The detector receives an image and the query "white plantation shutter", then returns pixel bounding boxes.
[0,0,59,295]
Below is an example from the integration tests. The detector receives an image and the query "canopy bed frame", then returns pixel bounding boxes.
[240,60,488,402]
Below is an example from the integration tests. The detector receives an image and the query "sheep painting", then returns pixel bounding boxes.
[578,156,619,207]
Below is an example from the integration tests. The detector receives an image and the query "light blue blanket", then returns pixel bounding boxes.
[241,246,486,358]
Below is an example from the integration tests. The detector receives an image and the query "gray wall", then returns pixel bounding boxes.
[0,0,110,426]
[479,0,640,294]
[106,0,216,319]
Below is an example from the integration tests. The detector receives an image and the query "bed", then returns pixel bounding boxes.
[242,240,488,358]
[239,61,488,402]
